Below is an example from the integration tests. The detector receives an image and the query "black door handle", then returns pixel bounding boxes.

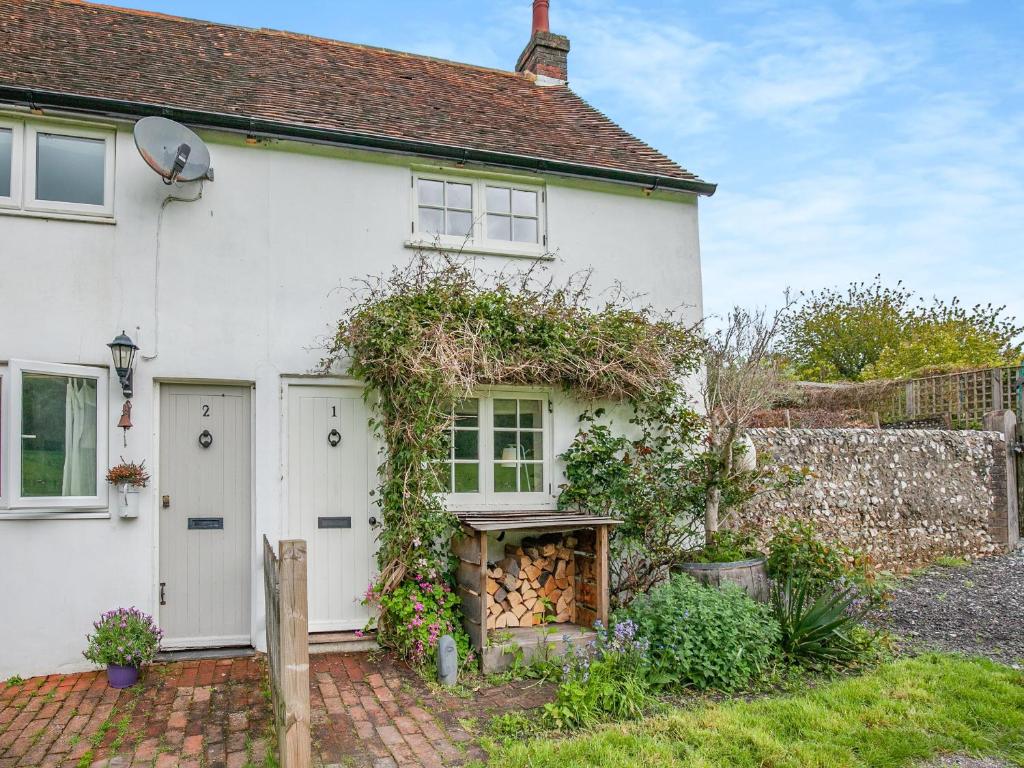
[368,516,378,527]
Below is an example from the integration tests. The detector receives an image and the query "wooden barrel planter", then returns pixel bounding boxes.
[674,557,770,603]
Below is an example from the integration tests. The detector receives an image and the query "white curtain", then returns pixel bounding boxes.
[61,378,97,496]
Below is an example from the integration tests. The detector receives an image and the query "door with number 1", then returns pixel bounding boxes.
[287,385,376,632]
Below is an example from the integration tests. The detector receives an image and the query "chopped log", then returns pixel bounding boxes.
[505,613,520,628]
[486,578,499,596]
[493,587,508,604]
[502,574,520,592]
[491,567,504,580]
[555,560,566,580]
[495,613,507,629]
[508,591,523,608]
[498,557,521,579]
[541,543,556,557]
[512,603,528,619]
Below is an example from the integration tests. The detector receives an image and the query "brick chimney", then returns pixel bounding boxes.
[516,0,570,84]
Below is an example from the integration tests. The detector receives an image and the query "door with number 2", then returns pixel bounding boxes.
[287,385,377,632]
[159,385,252,648]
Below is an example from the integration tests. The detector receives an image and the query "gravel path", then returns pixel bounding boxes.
[876,547,1024,667]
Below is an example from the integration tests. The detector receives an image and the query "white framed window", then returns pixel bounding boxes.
[440,391,552,509]
[0,117,115,218]
[2,360,108,510]
[411,173,547,256]
[24,124,115,217]
[484,185,540,245]
[0,118,24,210]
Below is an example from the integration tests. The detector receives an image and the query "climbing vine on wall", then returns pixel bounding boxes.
[320,254,699,662]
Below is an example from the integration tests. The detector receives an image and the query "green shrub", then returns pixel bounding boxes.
[688,529,761,563]
[771,575,869,665]
[369,577,470,669]
[622,574,780,691]
[542,621,653,729]
[767,519,884,604]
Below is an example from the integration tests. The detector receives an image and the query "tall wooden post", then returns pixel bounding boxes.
[983,411,1020,551]
[594,525,609,628]
[279,540,311,768]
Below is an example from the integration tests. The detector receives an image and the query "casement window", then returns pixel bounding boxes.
[440,392,552,508]
[0,361,109,511]
[0,118,115,218]
[411,173,546,256]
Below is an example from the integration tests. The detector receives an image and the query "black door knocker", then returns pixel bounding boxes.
[327,429,342,448]
[198,429,214,449]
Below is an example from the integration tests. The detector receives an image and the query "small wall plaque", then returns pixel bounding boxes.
[188,517,224,530]
[318,516,352,529]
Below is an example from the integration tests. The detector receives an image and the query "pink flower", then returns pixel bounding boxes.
[413,602,424,613]
[354,630,364,638]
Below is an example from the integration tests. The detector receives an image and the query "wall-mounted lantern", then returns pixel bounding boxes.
[107,331,139,398]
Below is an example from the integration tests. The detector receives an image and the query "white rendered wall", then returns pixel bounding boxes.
[0,112,703,678]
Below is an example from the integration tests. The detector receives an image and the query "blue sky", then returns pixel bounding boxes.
[107,1,1023,321]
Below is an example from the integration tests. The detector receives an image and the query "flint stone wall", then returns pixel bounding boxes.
[743,428,1010,570]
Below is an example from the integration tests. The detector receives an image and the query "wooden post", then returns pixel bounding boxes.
[594,525,609,628]
[278,540,311,768]
[478,532,488,653]
[983,411,1020,550]
[904,381,916,419]
[872,411,881,430]
[783,409,792,429]
[990,369,1004,413]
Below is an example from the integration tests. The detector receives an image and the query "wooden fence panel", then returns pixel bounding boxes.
[885,365,1020,429]
[263,536,311,768]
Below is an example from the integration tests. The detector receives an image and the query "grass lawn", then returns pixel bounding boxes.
[483,655,1024,767]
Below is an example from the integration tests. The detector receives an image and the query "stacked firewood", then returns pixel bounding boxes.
[485,536,578,629]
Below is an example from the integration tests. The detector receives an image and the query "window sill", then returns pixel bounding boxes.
[404,239,553,261]
[0,207,116,225]
[0,510,111,521]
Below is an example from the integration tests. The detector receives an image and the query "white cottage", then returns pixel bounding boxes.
[0,0,714,678]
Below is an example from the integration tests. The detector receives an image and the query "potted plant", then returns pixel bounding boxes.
[106,459,149,519]
[84,607,163,688]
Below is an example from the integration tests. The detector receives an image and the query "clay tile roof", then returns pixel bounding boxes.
[0,0,714,193]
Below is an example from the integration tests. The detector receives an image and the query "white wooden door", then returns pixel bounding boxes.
[159,385,252,648]
[287,385,376,632]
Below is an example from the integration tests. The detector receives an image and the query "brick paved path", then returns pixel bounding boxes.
[0,652,553,768]
[0,656,270,768]
[310,652,553,767]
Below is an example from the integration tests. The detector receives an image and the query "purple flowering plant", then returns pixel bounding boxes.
[83,607,163,668]
[365,572,471,668]
[542,619,653,729]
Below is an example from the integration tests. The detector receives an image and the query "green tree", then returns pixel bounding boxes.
[780,278,912,381]
[864,298,1023,379]
[781,277,1023,381]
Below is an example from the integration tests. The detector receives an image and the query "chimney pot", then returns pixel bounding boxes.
[532,0,550,34]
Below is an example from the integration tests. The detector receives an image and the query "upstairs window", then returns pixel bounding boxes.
[485,185,539,244]
[412,173,546,255]
[0,118,115,218]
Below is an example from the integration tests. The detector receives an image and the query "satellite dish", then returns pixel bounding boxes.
[133,116,214,185]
